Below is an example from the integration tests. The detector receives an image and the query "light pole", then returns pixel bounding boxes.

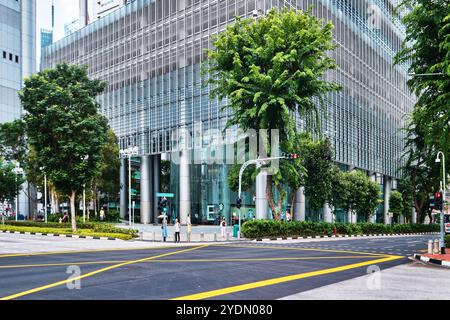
[40,167,48,223]
[81,155,89,223]
[12,164,24,222]
[238,156,285,240]
[436,152,446,254]
[120,147,139,226]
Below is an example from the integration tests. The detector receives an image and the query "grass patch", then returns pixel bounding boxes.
[0,225,135,240]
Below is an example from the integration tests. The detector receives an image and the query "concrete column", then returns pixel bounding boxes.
[179,149,190,225]
[153,154,161,223]
[294,187,306,222]
[384,176,392,225]
[324,203,333,223]
[120,158,127,219]
[369,172,378,224]
[140,156,151,224]
[412,206,417,224]
[256,171,268,220]
[347,211,354,224]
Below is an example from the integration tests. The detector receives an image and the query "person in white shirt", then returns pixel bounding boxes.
[174,218,181,243]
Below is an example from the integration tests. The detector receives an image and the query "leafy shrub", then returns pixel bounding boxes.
[4,221,138,237]
[105,210,120,222]
[241,220,440,239]
[445,235,450,248]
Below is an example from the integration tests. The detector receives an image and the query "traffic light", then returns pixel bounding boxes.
[161,198,168,213]
[434,192,443,210]
[236,198,242,210]
[284,153,299,160]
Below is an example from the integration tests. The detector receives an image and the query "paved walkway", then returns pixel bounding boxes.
[280,261,450,300]
[116,223,241,242]
[423,249,450,262]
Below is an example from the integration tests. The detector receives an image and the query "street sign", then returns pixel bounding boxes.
[156,193,175,198]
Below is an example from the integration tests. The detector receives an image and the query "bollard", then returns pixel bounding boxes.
[428,240,433,254]
[226,232,230,241]
[153,232,156,242]
[187,231,191,243]
[433,239,440,254]
[214,232,217,242]
[139,232,144,241]
[200,232,204,242]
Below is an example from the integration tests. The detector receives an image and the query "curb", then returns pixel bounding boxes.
[413,253,450,268]
[254,232,439,242]
[0,229,119,241]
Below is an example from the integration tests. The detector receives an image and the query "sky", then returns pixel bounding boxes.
[36,0,79,67]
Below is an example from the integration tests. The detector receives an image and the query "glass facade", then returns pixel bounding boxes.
[40,28,53,49]
[42,0,413,224]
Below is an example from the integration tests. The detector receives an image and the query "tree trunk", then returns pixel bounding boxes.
[70,191,77,232]
[266,175,277,220]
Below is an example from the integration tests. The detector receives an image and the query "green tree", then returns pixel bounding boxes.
[96,128,120,213]
[330,170,380,223]
[397,177,414,222]
[395,1,450,223]
[389,191,404,224]
[0,158,25,209]
[0,119,27,165]
[206,8,340,219]
[19,63,109,231]
[296,134,334,212]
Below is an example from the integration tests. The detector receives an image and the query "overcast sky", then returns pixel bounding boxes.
[36,0,79,66]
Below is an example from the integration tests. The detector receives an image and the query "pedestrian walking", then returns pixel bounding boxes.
[99,208,105,221]
[174,218,181,243]
[186,214,192,242]
[220,217,227,239]
[286,211,291,222]
[162,218,168,242]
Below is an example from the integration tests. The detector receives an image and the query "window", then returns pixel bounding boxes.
[9,53,12,61]
[15,55,19,63]
[2,51,6,59]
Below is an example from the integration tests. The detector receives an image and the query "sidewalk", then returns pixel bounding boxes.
[115,223,243,242]
[414,249,450,267]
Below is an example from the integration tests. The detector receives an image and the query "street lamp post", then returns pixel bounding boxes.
[40,167,47,223]
[12,164,24,222]
[120,147,139,227]
[436,152,446,254]
[238,156,285,240]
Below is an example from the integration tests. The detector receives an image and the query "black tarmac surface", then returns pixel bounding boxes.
[0,235,437,300]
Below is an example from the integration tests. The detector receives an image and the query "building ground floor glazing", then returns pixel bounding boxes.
[120,147,412,226]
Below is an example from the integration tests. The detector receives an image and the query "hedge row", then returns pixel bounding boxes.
[446,235,450,248]
[241,220,440,239]
[4,221,138,237]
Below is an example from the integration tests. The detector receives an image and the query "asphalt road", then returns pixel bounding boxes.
[0,235,439,300]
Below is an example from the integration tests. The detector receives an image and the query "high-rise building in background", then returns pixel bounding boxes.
[95,0,128,20]
[64,18,80,36]
[0,0,36,218]
[1,0,36,124]
[42,0,414,226]
[40,28,53,49]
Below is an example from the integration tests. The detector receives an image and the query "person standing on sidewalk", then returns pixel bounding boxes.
[220,217,227,239]
[162,217,168,242]
[186,214,192,242]
[174,218,181,243]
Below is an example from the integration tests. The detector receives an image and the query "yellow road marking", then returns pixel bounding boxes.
[0,261,125,269]
[0,255,380,269]
[0,244,209,301]
[0,245,194,259]
[171,255,402,300]
[153,256,381,263]
[212,244,386,257]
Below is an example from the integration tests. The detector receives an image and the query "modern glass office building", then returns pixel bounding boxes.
[41,0,414,225]
[0,0,36,217]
